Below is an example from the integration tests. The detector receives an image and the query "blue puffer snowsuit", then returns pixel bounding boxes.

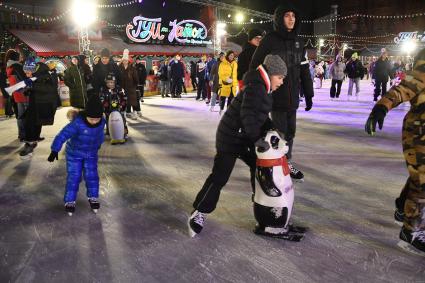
[51,114,106,203]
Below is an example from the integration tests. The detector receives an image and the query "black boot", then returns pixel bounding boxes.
[398,226,425,256]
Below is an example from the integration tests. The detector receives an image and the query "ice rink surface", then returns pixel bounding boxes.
[1,79,424,282]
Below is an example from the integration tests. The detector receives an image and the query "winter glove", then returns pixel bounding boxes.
[365,104,388,136]
[47,151,58,162]
[24,78,33,88]
[255,138,270,153]
[305,97,313,111]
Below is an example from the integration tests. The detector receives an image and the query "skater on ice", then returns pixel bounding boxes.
[48,95,106,216]
[249,3,314,183]
[188,54,287,237]
[99,73,128,144]
[365,47,425,256]
[18,58,59,159]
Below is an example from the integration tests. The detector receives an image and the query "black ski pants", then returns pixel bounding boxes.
[271,110,297,160]
[193,148,256,214]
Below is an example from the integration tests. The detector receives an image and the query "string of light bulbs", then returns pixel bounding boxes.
[218,19,273,25]
[98,0,139,8]
[0,2,70,23]
[299,33,396,40]
[301,12,425,23]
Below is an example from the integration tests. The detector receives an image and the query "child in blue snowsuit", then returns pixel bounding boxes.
[48,95,106,215]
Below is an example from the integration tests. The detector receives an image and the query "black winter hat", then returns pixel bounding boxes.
[85,95,104,118]
[248,28,263,41]
[105,72,116,82]
[7,49,20,61]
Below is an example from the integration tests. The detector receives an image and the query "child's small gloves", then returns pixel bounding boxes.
[24,78,33,88]
[47,151,58,162]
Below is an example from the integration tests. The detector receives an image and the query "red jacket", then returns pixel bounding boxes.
[6,63,28,103]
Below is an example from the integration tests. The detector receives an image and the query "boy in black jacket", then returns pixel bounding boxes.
[188,55,287,237]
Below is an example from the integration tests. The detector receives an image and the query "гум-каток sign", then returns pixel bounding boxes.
[394,31,425,44]
[126,16,213,45]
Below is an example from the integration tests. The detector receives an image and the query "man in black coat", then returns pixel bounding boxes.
[134,56,147,102]
[250,3,314,182]
[373,50,393,101]
[188,55,287,237]
[19,60,58,159]
[170,55,185,98]
[237,28,263,83]
[189,61,197,91]
[92,48,121,94]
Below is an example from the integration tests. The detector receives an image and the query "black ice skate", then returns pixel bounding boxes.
[254,225,304,242]
[19,143,37,160]
[287,161,304,182]
[394,208,404,226]
[398,227,425,256]
[188,210,207,238]
[88,198,100,213]
[65,202,76,216]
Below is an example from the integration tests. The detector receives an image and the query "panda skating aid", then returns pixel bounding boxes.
[253,130,306,241]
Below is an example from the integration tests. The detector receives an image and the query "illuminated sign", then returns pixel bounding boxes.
[394,31,425,44]
[126,16,212,45]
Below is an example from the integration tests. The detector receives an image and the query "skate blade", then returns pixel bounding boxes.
[92,209,98,214]
[187,218,199,238]
[67,212,73,216]
[254,227,304,242]
[292,178,304,183]
[394,220,403,227]
[289,225,308,234]
[20,154,33,160]
[397,240,425,257]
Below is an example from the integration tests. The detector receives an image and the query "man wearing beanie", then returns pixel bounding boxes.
[237,28,263,83]
[250,3,314,182]
[345,52,364,99]
[93,48,121,94]
[48,95,106,215]
[188,54,287,237]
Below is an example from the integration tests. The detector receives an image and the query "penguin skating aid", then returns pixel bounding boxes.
[253,131,306,241]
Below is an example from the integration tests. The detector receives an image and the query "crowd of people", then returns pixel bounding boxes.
[309,48,413,102]
[0,2,424,257]
[1,47,148,158]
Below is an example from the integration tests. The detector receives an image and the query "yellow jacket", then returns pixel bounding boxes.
[218,59,238,97]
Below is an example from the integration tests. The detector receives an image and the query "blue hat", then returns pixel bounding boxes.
[23,57,37,72]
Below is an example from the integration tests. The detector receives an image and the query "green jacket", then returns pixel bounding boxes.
[64,64,87,109]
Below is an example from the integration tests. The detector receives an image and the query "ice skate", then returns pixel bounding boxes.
[19,143,36,160]
[397,227,425,257]
[287,161,304,182]
[254,225,304,242]
[137,111,142,118]
[188,210,206,238]
[88,198,100,213]
[65,202,76,216]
